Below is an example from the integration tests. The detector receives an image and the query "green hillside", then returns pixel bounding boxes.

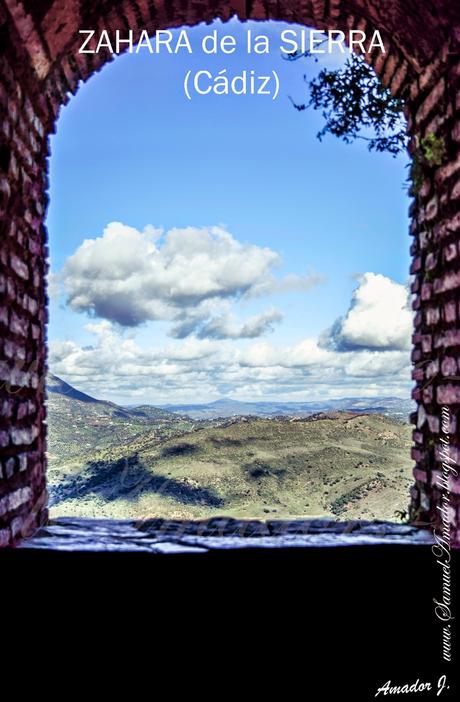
[48,396,413,522]
[46,375,193,465]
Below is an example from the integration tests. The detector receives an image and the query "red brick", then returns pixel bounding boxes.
[444,243,458,262]
[421,282,432,301]
[426,359,439,378]
[441,356,458,376]
[427,414,440,433]
[443,300,457,323]
[425,306,440,325]
[437,383,460,404]
[415,78,445,125]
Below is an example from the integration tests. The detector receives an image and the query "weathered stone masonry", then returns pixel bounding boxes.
[0,0,459,547]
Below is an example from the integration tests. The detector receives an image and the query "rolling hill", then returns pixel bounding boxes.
[46,376,414,523]
[46,373,203,469]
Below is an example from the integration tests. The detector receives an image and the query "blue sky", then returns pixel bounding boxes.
[46,19,412,404]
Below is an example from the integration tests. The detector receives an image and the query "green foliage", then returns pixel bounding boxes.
[419,133,446,167]
[288,52,407,155]
[409,133,446,194]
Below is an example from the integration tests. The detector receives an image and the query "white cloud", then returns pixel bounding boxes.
[195,308,283,340]
[49,323,411,405]
[50,263,413,404]
[57,222,322,339]
[47,272,61,300]
[322,273,412,351]
[248,271,325,297]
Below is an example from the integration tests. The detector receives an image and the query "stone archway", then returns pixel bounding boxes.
[0,0,459,547]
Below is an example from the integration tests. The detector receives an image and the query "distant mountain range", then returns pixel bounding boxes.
[47,373,413,422]
[158,396,414,420]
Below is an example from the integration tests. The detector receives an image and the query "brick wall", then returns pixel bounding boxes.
[405,27,460,544]
[0,0,458,547]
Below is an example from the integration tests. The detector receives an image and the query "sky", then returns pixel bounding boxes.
[46,18,412,405]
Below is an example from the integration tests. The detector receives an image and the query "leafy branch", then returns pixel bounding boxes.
[287,51,407,156]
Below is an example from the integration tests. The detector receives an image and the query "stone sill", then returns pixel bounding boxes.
[17,517,434,554]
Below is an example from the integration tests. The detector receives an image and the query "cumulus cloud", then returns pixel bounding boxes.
[194,308,283,340]
[50,263,413,403]
[167,303,283,340]
[240,338,332,369]
[47,272,61,300]
[58,222,323,339]
[321,273,413,352]
[58,222,311,336]
[49,320,411,405]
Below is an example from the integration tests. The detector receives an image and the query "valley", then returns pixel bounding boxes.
[46,374,414,523]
